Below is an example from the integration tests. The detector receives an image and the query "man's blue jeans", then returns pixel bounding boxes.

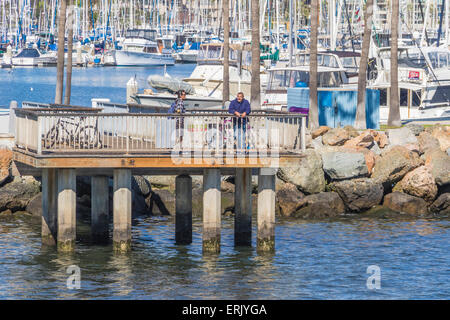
[233,118,247,151]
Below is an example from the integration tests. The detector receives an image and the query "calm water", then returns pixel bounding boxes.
[0,64,196,107]
[0,67,449,299]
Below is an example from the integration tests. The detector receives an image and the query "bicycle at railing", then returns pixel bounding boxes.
[44,115,103,149]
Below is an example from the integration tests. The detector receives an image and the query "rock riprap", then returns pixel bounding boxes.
[383,192,428,216]
[329,178,384,212]
[276,183,305,217]
[393,166,438,203]
[371,146,423,188]
[0,178,40,213]
[292,192,345,219]
[321,151,368,180]
[277,149,326,194]
[429,193,450,215]
[387,127,418,146]
[424,149,450,187]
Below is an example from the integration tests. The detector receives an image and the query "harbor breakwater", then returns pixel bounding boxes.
[0,123,449,221]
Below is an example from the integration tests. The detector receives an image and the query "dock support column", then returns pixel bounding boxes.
[113,169,132,252]
[57,169,77,252]
[91,176,110,243]
[234,168,252,246]
[257,168,276,253]
[42,168,58,246]
[203,169,221,254]
[175,174,192,244]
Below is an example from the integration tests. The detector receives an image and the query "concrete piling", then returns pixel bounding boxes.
[113,169,132,252]
[57,169,77,252]
[202,169,221,254]
[91,176,110,243]
[42,169,58,246]
[234,168,252,246]
[175,174,193,244]
[257,169,276,253]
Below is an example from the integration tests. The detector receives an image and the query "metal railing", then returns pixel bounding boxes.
[14,108,307,156]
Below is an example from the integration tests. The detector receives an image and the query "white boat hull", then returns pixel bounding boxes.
[178,50,198,63]
[133,94,223,109]
[114,50,175,66]
[11,56,56,66]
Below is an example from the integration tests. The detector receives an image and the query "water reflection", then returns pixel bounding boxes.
[0,211,448,299]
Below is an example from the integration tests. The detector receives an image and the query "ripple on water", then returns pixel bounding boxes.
[0,209,449,299]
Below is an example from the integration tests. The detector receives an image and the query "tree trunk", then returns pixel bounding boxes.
[308,0,319,129]
[65,6,74,105]
[388,0,401,127]
[55,0,67,105]
[222,0,230,104]
[250,0,261,109]
[354,0,374,129]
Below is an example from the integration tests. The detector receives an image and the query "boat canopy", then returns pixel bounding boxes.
[15,48,40,58]
[147,75,195,95]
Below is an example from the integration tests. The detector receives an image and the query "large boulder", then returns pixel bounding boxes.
[322,128,350,146]
[418,132,440,154]
[329,178,384,212]
[430,126,450,152]
[0,149,12,186]
[0,179,40,213]
[424,149,450,187]
[292,192,345,219]
[383,192,428,216]
[276,183,305,217]
[371,146,423,189]
[429,193,450,215]
[277,149,326,194]
[25,193,42,217]
[393,166,438,203]
[371,131,388,148]
[387,127,418,146]
[311,126,331,139]
[132,175,152,197]
[321,151,368,180]
[343,131,375,148]
[343,125,359,138]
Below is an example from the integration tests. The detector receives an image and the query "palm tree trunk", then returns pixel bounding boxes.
[388,0,401,127]
[222,0,230,104]
[354,0,374,129]
[250,0,261,109]
[309,0,319,129]
[65,6,74,105]
[55,0,67,105]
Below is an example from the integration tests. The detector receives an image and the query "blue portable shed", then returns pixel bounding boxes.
[287,88,380,129]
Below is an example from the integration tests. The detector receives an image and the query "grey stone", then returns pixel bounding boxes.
[429,193,450,215]
[387,127,418,146]
[321,151,368,180]
[276,183,305,217]
[277,149,326,194]
[0,180,40,213]
[329,178,384,212]
[293,192,345,219]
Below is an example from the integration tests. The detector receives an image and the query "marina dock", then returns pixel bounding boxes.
[11,103,306,253]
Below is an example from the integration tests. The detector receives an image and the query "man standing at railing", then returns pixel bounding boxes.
[228,92,251,152]
[169,90,187,146]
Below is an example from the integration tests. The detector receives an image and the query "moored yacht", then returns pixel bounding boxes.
[132,42,253,108]
[262,52,354,110]
[11,47,57,67]
[112,29,175,66]
[372,46,450,121]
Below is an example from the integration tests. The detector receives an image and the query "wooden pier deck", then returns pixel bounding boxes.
[12,103,307,254]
